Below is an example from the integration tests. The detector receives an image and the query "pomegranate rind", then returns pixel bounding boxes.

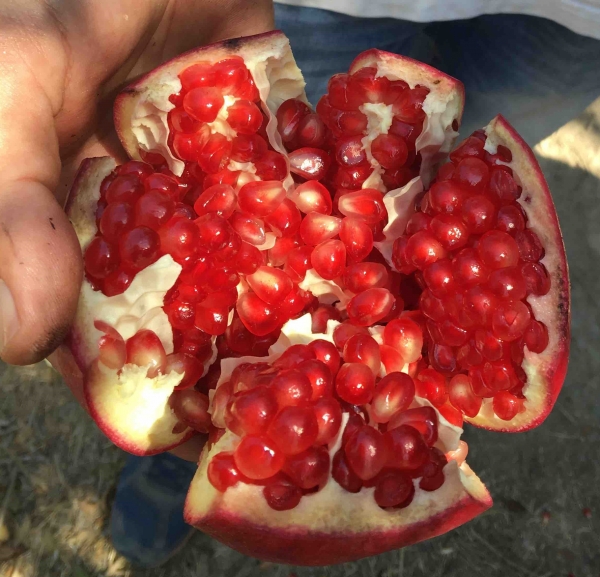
[465,115,570,432]
[350,49,465,187]
[114,31,306,176]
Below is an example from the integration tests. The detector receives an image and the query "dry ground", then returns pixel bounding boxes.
[1,99,599,577]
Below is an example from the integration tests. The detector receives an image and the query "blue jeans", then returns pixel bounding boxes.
[275,4,600,145]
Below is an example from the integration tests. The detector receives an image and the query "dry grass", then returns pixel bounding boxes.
[1,101,600,577]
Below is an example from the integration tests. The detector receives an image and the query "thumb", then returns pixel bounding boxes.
[0,182,82,365]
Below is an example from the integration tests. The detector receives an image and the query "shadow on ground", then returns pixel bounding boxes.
[1,152,599,577]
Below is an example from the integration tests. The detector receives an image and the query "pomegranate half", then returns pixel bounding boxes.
[51,30,569,565]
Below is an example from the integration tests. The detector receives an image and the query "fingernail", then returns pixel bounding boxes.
[0,279,19,353]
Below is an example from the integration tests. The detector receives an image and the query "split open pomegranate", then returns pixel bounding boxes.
[51,31,569,565]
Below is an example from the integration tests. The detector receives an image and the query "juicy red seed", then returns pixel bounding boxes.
[230,211,266,246]
[297,359,333,400]
[265,199,302,238]
[487,267,527,300]
[234,435,285,480]
[452,248,490,286]
[255,151,287,181]
[338,189,387,224]
[85,236,119,279]
[335,136,366,167]
[461,195,496,234]
[477,230,520,269]
[195,294,230,335]
[474,329,507,361]
[228,387,278,435]
[212,57,249,93]
[453,157,490,190]
[267,405,319,456]
[308,339,341,374]
[448,374,482,417]
[297,113,327,148]
[284,446,330,489]
[193,184,236,218]
[311,239,347,280]
[246,266,293,305]
[379,345,405,374]
[196,133,232,174]
[406,212,432,235]
[489,167,520,203]
[238,180,286,217]
[105,175,144,204]
[271,368,313,407]
[289,147,330,180]
[524,320,549,353]
[482,360,518,392]
[346,288,395,326]
[385,424,428,470]
[194,214,231,251]
[172,129,211,162]
[300,212,342,246]
[226,99,262,134]
[430,214,469,250]
[179,62,214,91]
[313,397,343,445]
[119,227,160,270]
[374,471,414,508]
[208,452,243,492]
[423,259,454,297]
[343,334,381,375]
[383,318,424,364]
[392,86,429,121]
[493,391,521,420]
[333,322,370,351]
[263,478,302,511]
[428,181,467,214]
[342,262,388,293]
[339,217,374,264]
[276,98,311,143]
[126,329,166,378]
[496,205,526,234]
[492,300,531,342]
[234,242,264,275]
[345,426,389,481]
[231,133,268,162]
[415,368,448,408]
[183,87,224,122]
[169,389,211,432]
[236,292,281,337]
[521,262,551,296]
[388,406,438,447]
[463,286,497,326]
[371,134,408,169]
[169,107,201,133]
[371,372,415,424]
[515,229,544,262]
[405,231,447,269]
[100,202,134,241]
[292,181,333,215]
[332,450,362,493]
[333,165,373,190]
[165,352,204,390]
[335,362,375,405]
[286,245,313,281]
[98,333,126,370]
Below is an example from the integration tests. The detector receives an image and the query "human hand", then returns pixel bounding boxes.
[0,0,274,366]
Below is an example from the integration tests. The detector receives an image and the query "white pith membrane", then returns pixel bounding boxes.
[184,314,491,563]
[55,31,570,563]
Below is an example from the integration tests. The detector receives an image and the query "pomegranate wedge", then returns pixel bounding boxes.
[51,30,569,565]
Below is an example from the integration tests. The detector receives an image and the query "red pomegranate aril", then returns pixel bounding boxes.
[346,288,395,326]
[208,452,244,492]
[493,391,521,420]
[332,450,362,493]
[336,362,375,405]
[343,334,381,375]
[342,262,388,294]
[296,113,327,148]
[183,87,224,123]
[100,202,134,241]
[419,289,446,322]
[291,181,332,215]
[380,345,405,373]
[135,190,175,230]
[238,180,286,217]
[194,294,230,335]
[169,107,202,134]
[392,86,428,121]
[487,266,527,300]
[105,175,144,204]
[311,239,346,280]
[489,167,520,204]
[521,262,551,296]
[119,226,160,270]
[405,231,447,269]
[285,245,313,282]
[289,147,330,180]
[375,470,415,508]
[406,213,432,235]
[345,426,389,481]
[284,445,330,490]
[226,99,262,134]
[231,133,267,163]
[233,242,263,276]
[165,352,204,390]
[296,359,332,401]
[515,229,544,262]
[388,406,438,447]
[339,217,374,264]
[169,389,211,432]
[428,181,468,214]
[277,98,310,143]
[197,133,232,173]
[496,205,526,234]
[144,172,179,195]
[254,151,287,181]
[172,129,210,162]
[482,360,518,392]
[349,67,392,104]
[229,211,266,246]
[338,189,386,224]
[330,109,368,136]
[310,305,341,334]
[335,135,366,167]
[236,292,281,336]
[492,300,531,341]
[126,330,166,377]
[118,160,154,179]
[274,344,316,369]
[179,61,214,91]
[436,319,470,347]
[313,397,343,445]
[193,184,235,219]
[477,230,520,270]
[300,212,342,246]
[383,318,424,364]
[430,214,469,251]
[234,435,285,480]
[309,339,341,374]
[194,214,230,252]
[429,343,457,373]
[267,405,319,456]
[211,57,249,93]
[371,372,415,423]
[419,470,445,492]
[415,368,447,408]
[370,134,409,169]
[333,165,373,190]
[461,195,496,234]
[385,424,428,470]
[451,248,490,287]
[265,199,302,238]
[453,157,490,190]
[229,387,278,435]
[474,329,507,361]
[270,369,313,408]
[98,333,126,370]
[263,478,302,511]
[449,135,485,162]
[524,320,549,353]
[423,259,454,297]
[85,236,119,279]
[246,266,293,306]
[448,374,482,417]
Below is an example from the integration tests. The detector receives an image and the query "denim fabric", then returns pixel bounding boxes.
[275,3,600,144]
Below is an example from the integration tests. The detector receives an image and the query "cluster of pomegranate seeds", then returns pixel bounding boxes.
[392,131,550,420]
[207,337,447,511]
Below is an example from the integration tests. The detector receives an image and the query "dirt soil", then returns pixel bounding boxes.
[1,99,599,577]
